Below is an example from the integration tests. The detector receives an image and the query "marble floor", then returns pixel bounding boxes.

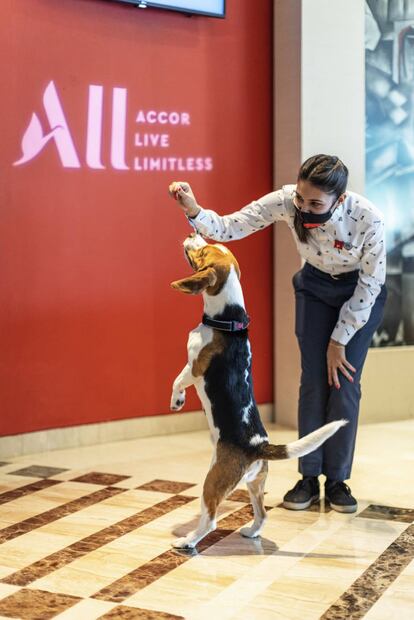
[0,419,413,619]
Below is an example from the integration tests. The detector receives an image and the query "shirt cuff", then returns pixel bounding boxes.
[186,208,204,228]
[330,323,355,346]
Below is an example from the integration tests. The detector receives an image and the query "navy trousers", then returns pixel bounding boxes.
[293,262,387,481]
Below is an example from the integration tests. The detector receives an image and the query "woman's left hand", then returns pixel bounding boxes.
[327,339,356,389]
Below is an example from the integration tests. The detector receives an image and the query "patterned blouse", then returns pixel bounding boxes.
[188,184,386,345]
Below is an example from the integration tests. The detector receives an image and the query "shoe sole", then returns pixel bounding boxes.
[328,501,357,513]
[282,494,320,511]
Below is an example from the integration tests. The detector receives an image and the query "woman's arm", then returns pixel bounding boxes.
[169,182,200,217]
[331,217,386,345]
[326,215,386,389]
[169,181,289,242]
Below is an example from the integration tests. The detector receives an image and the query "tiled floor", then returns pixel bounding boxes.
[0,420,413,619]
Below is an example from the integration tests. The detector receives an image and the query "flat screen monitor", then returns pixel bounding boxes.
[111,0,225,18]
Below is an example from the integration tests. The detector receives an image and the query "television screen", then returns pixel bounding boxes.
[111,0,225,18]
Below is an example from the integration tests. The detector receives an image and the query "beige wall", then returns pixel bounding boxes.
[273,0,414,427]
[301,0,365,191]
[273,0,302,427]
[360,348,414,422]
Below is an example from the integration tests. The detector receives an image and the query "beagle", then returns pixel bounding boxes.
[170,233,347,549]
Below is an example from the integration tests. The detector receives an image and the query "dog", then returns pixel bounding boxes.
[170,233,347,549]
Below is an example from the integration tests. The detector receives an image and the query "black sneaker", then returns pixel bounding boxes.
[283,477,320,510]
[325,480,357,513]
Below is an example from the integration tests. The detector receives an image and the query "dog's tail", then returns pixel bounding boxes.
[256,419,348,461]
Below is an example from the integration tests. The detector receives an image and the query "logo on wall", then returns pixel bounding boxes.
[13,81,213,172]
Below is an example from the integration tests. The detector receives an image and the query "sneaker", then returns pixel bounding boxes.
[325,480,357,513]
[283,476,320,510]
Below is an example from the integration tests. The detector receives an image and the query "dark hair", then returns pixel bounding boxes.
[294,154,349,243]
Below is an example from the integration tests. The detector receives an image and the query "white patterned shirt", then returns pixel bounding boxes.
[188,184,386,345]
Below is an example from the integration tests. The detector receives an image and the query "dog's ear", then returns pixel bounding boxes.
[171,267,217,295]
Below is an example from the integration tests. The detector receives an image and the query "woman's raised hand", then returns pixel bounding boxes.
[168,181,200,218]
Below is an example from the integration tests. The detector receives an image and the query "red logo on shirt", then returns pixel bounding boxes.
[334,239,344,250]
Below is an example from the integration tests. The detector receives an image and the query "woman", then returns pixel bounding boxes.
[169,154,386,513]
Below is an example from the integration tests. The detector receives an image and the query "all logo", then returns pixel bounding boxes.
[14,81,130,169]
[13,81,213,172]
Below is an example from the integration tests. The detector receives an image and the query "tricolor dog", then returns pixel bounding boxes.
[170,233,347,549]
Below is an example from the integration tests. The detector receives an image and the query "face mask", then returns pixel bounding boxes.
[295,198,338,229]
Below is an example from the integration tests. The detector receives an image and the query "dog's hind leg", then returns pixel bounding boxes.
[172,442,247,549]
[172,496,217,550]
[240,460,268,539]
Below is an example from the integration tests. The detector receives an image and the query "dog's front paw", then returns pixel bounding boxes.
[240,526,261,539]
[170,389,186,411]
[172,536,196,549]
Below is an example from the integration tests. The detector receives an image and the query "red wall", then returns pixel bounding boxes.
[0,0,273,436]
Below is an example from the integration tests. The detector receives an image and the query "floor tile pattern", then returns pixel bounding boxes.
[0,421,412,619]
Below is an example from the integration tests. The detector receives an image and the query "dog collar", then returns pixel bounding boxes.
[202,314,250,332]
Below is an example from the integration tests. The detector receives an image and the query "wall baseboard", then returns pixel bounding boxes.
[0,404,274,459]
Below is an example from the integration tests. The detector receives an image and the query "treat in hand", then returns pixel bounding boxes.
[168,181,200,218]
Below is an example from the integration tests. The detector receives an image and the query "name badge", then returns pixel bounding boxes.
[334,240,353,250]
